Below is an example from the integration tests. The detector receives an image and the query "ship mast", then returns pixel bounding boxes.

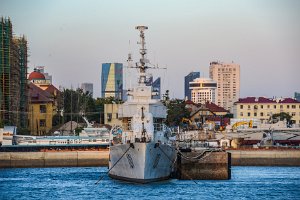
[135,26,148,85]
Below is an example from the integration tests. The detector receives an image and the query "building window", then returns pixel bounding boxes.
[261,105,263,109]
[287,105,290,109]
[240,112,243,117]
[274,105,276,109]
[116,113,118,119]
[40,105,46,113]
[254,113,257,117]
[248,105,251,109]
[247,112,250,117]
[292,112,296,116]
[240,105,243,109]
[260,112,263,117]
[292,105,296,109]
[107,113,112,122]
[40,119,46,127]
[280,105,283,109]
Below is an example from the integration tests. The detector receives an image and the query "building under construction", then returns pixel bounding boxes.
[0,17,28,128]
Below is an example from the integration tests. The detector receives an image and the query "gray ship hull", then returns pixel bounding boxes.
[109,142,176,183]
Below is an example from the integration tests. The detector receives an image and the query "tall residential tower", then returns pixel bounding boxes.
[209,61,240,111]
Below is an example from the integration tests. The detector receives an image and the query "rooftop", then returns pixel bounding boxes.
[235,97,300,104]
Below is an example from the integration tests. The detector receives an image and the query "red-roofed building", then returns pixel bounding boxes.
[234,97,300,124]
[28,68,61,134]
[28,71,45,81]
[28,83,55,135]
[186,100,230,129]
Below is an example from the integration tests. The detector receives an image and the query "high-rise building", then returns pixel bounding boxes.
[0,17,28,128]
[209,61,240,111]
[81,82,93,97]
[295,92,300,102]
[152,77,161,99]
[189,78,217,104]
[101,63,123,99]
[184,72,200,100]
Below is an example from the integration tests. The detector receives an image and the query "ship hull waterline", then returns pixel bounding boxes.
[109,142,176,183]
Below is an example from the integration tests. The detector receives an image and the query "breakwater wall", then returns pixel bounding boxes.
[1,150,300,168]
[228,149,300,166]
[0,151,108,168]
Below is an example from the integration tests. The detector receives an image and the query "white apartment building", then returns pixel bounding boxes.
[189,78,217,104]
[209,61,240,111]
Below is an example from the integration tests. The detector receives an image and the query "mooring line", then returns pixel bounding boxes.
[158,145,198,185]
[95,144,132,185]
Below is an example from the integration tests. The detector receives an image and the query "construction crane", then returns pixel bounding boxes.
[232,120,253,130]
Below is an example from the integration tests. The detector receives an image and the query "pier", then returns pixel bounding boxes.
[176,150,231,180]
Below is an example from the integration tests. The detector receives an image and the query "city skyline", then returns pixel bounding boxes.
[1,0,299,99]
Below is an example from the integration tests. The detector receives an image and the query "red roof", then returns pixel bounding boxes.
[279,98,300,104]
[235,97,300,104]
[29,83,53,103]
[185,100,195,105]
[44,84,60,96]
[28,71,45,80]
[205,101,228,112]
[235,97,274,104]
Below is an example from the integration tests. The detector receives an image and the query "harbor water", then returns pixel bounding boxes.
[1,167,300,199]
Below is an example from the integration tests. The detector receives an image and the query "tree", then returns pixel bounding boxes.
[271,112,292,124]
[165,99,190,127]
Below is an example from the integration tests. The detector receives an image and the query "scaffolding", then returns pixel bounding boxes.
[0,17,28,128]
[0,17,12,125]
[16,36,28,128]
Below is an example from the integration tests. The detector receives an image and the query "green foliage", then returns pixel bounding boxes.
[272,112,292,123]
[74,127,84,136]
[56,88,122,126]
[165,99,190,126]
[224,113,234,118]
[17,127,30,135]
[52,114,61,127]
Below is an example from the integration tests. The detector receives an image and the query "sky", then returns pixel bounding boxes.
[1,0,299,99]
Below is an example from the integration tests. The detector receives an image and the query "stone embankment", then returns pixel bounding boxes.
[1,149,299,168]
[228,149,300,166]
[0,150,108,168]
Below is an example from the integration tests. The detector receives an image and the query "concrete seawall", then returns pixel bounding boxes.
[0,151,108,168]
[228,150,300,166]
[1,150,300,168]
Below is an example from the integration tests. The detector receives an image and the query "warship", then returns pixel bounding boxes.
[108,26,176,183]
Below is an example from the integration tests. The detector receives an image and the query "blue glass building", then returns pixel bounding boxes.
[295,92,300,102]
[184,72,200,100]
[101,63,123,99]
[152,77,161,99]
